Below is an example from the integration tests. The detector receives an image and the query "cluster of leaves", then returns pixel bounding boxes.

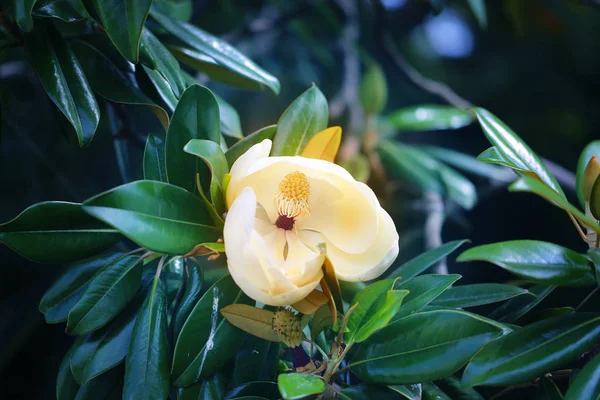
[2,1,600,400]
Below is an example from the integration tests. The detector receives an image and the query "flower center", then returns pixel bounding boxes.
[274,171,311,230]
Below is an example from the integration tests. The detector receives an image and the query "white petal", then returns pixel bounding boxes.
[299,206,399,282]
[283,231,325,287]
[227,139,272,208]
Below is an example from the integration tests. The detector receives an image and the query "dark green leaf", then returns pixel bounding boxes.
[143,134,167,182]
[165,84,220,193]
[73,364,123,400]
[379,142,477,209]
[40,253,124,323]
[458,241,595,286]
[184,139,229,192]
[0,202,120,264]
[171,275,252,387]
[489,285,556,323]
[25,22,100,147]
[538,376,564,400]
[576,141,600,207]
[510,176,600,233]
[91,0,152,63]
[355,289,410,343]
[388,240,468,281]
[471,107,564,197]
[66,255,142,335]
[124,278,170,400]
[229,336,281,388]
[438,376,485,399]
[150,10,280,94]
[71,39,169,130]
[462,313,600,387]
[345,279,394,343]
[140,28,186,97]
[277,373,325,400]
[172,259,203,338]
[350,309,509,384]
[271,85,328,156]
[564,352,600,400]
[225,125,277,167]
[421,145,514,182]
[15,0,39,31]
[387,105,473,132]
[57,345,79,400]
[421,382,451,400]
[360,61,387,114]
[589,249,600,286]
[33,0,85,22]
[340,384,403,400]
[393,274,461,320]
[388,384,422,400]
[476,146,519,170]
[153,0,192,21]
[214,93,242,138]
[433,283,532,308]
[83,181,219,255]
[226,381,279,399]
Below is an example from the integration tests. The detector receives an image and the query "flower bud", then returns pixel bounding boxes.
[272,307,303,347]
[582,156,600,202]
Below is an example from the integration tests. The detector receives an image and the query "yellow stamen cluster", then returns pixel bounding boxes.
[272,307,303,347]
[275,171,311,218]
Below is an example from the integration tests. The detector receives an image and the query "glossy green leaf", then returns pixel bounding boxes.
[355,289,410,343]
[143,65,178,112]
[69,271,154,385]
[421,382,451,400]
[57,345,79,400]
[153,0,192,21]
[350,309,508,384]
[340,384,403,400]
[71,39,168,130]
[180,372,226,400]
[576,141,600,207]
[172,275,252,387]
[73,364,123,400]
[467,0,487,29]
[462,313,600,387]
[388,239,468,281]
[66,255,142,335]
[40,253,124,323]
[538,376,564,400]
[510,176,600,233]
[277,373,325,400]
[387,105,473,132]
[589,248,600,286]
[421,145,514,182]
[438,376,485,399]
[530,307,575,323]
[172,259,203,337]
[393,274,461,320]
[15,0,39,31]
[91,0,152,63]
[471,107,564,197]
[225,125,277,167]
[433,283,532,308]
[83,181,219,255]
[271,85,328,156]
[489,285,556,323]
[346,279,394,343]
[564,352,600,400]
[25,22,100,147]
[124,278,170,400]
[213,93,242,139]
[0,202,120,264]
[33,0,85,23]
[226,381,279,399]
[229,337,281,388]
[379,142,477,209]
[140,28,186,98]
[476,146,519,170]
[165,84,220,192]
[184,139,229,190]
[360,61,388,114]
[150,10,280,94]
[143,134,167,182]
[458,240,595,286]
[388,384,422,399]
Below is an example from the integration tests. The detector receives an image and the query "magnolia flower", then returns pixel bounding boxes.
[223,139,399,306]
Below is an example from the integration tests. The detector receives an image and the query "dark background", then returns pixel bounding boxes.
[1,0,599,397]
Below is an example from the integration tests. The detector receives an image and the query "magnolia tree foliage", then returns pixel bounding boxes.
[1,1,600,400]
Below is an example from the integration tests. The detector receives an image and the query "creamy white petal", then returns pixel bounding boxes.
[299,206,399,282]
[283,231,325,287]
[227,139,272,208]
